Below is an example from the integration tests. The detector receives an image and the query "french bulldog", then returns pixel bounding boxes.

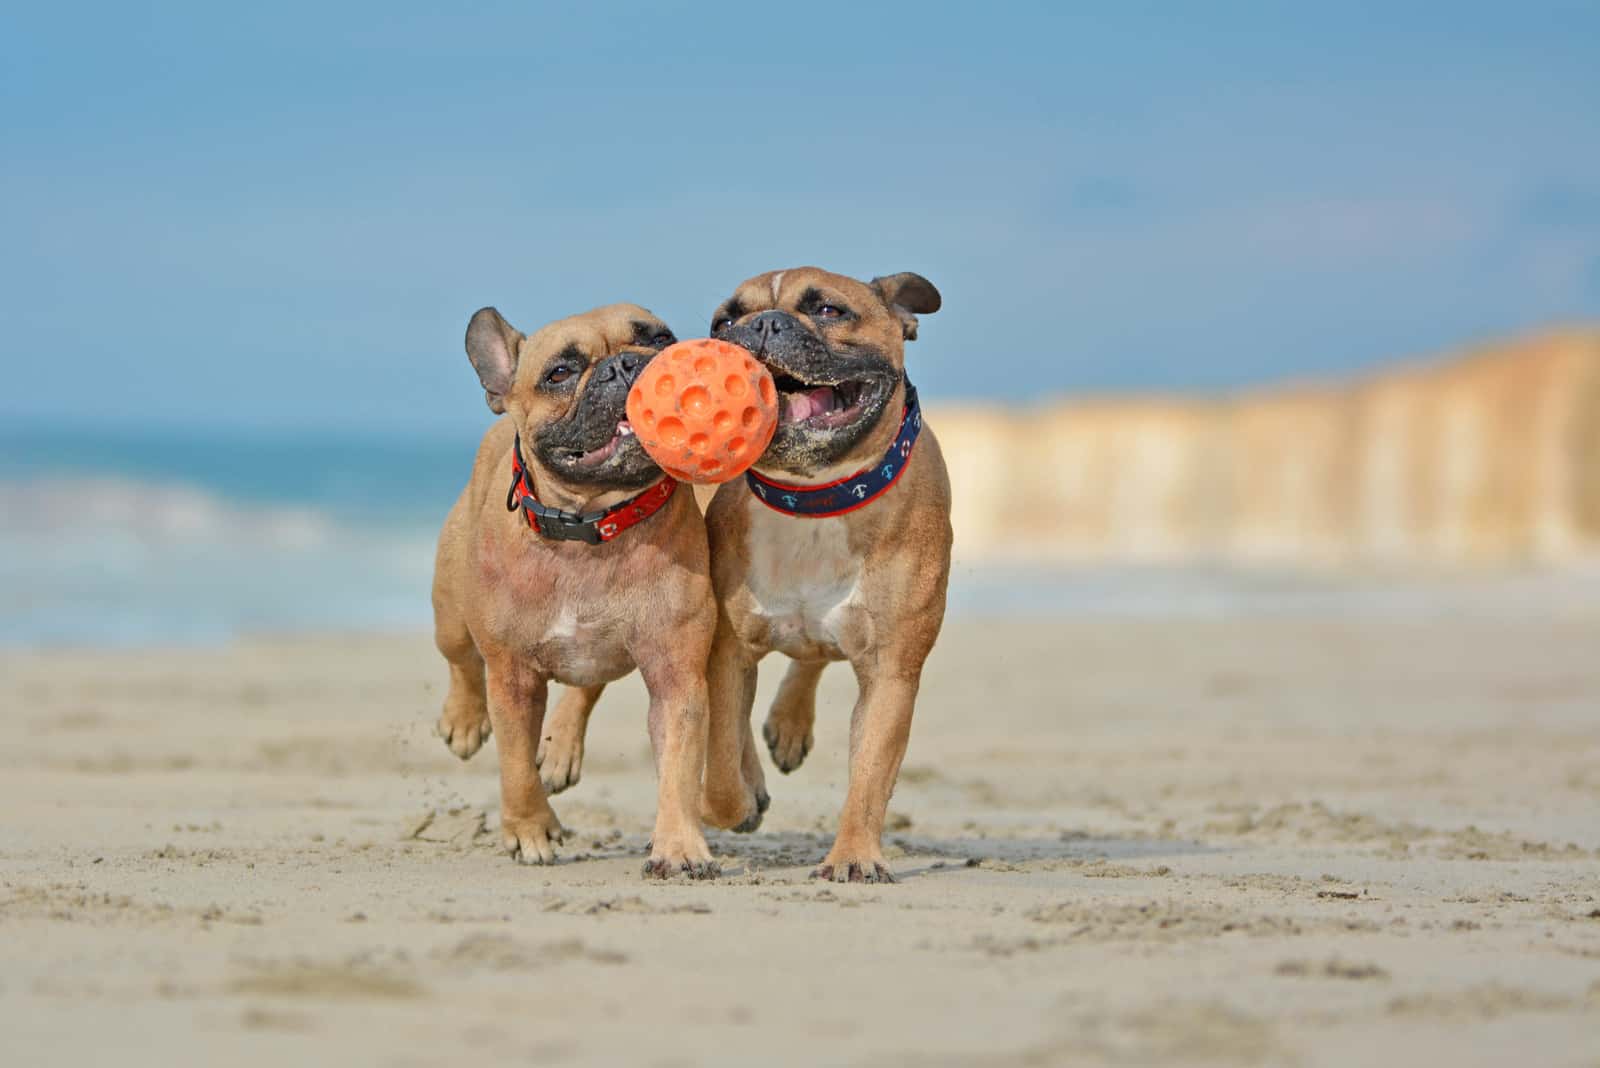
[430,303,719,878]
[698,266,953,882]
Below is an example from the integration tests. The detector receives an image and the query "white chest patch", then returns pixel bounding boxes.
[744,508,863,658]
[533,603,631,687]
[543,604,579,642]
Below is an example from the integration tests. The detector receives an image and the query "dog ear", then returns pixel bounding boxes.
[464,307,525,414]
[870,273,942,341]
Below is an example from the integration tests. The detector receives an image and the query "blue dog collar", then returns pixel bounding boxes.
[745,382,921,518]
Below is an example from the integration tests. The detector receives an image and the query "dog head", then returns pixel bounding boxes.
[709,267,940,476]
[464,303,677,495]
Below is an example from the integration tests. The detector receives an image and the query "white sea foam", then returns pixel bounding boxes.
[1,479,342,546]
[0,477,437,645]
[6,476,1596,647]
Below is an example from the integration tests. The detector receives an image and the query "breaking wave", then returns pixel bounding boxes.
[0,477,437,645]
[6,476,1596,647]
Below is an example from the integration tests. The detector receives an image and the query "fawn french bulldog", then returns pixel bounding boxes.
[431,303,719,878]
[696,267,953,882]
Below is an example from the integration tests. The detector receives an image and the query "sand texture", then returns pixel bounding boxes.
[4,617,1600,1066]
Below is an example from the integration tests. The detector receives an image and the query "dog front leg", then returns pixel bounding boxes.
[635,654,718,879]
[700,617,768,832]
[814,661,920,883]
[484,654,564,864]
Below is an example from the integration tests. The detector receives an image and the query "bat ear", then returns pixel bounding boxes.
[870,273,942,341]
[464,307,525,414]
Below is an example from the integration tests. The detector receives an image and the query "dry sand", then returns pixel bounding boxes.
[3,614,1600,1066]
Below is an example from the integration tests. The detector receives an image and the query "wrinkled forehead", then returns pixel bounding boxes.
[724,268,875,312]
[523,304,667,360]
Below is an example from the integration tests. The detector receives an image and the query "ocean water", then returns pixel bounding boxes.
[4,425,1595,646]
[0,426,475,645]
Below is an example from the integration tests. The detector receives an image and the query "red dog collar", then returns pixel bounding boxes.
[506,435,677,545]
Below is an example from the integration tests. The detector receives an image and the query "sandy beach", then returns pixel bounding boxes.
[3,609,1598,1066]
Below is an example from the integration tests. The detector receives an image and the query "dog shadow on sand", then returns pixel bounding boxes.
[700,827,1218,882]
[439,799,1217,881]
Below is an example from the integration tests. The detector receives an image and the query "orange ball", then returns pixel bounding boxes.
[627,338,778,483]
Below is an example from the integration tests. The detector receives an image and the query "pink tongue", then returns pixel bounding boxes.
[783,386,835,422]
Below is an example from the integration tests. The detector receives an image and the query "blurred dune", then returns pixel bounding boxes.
[933,329,1600,568]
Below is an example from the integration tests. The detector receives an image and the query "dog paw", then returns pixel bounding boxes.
[501,812,566,865]
[435,705,491,760]
[813,850,896,884]
[535,730,583,795]
[733,787,771,833]
[641,834,720,880]
[762,716,813,774]
[701,782,769,834]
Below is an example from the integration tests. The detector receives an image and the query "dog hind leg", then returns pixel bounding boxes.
[764,658,825,773]
[536,684,604,794]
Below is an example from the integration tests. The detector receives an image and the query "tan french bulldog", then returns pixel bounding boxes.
[430,303,719,878]
[697,267,953,882]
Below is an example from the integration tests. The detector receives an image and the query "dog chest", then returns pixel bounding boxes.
[742,510,864,658]
[538,611,634,687]
[487,593,635,688]
[534,603,633,687]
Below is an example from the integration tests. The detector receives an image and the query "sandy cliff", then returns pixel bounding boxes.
[932,330,1600,567]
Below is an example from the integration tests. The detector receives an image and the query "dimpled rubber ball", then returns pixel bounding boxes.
[627,338,778,484]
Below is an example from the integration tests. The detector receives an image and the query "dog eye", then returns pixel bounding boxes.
[651,332,673,346]
[816,304,845,320]
[711,317,734,332]
[545,365,574,384]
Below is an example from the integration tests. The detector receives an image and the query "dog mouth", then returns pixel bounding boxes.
[771,373,876,430]
[558,420,636,469]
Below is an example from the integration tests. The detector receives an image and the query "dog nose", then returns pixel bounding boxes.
[596,352,645,386]
[749,310,796,347]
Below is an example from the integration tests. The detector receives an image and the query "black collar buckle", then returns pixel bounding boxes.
[508,433,604,544]
[522,500,606,545]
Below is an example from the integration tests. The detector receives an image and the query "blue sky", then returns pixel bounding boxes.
[3,2,1598,435]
